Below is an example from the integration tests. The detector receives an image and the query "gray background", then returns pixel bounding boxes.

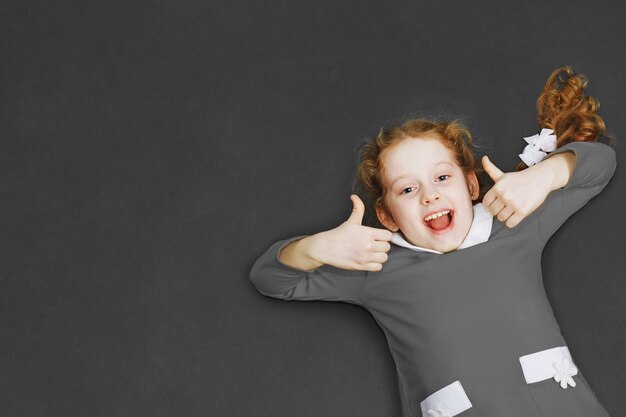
[1,1,624,416]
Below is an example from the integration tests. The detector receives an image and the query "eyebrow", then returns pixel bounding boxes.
[390,161,454,187]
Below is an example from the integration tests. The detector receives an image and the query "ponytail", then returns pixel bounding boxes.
[515,66,615,171]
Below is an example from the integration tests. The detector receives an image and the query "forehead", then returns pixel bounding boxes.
[382,137,458,182]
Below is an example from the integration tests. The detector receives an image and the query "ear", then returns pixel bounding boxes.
[375,203,399,232]
[466,170,480,201]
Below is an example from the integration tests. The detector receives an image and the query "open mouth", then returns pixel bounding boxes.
[423,209,455,234]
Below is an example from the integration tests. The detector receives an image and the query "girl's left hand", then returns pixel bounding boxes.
[481,155,553,228]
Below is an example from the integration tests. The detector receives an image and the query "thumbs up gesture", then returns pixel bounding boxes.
[310,194,393,271]
[481,155,553,228]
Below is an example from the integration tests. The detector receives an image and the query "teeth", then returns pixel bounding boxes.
[424,210,450,222]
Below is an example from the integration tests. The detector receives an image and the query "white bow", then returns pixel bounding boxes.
[519,128,557,166]
[552,357,578,389]
[427,409,448,417]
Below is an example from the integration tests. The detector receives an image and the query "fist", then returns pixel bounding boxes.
[312,194,393,271]
[481,155,551,228]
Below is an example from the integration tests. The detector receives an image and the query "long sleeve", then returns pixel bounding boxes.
[249,235,368,305]
[535,141,617,243]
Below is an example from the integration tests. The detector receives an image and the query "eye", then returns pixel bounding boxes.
[401,187,415,195]
[436,174,450,181]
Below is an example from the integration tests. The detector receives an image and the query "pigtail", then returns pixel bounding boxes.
[515,66,615,171]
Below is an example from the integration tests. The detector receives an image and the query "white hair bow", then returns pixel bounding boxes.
[519,128,557,166]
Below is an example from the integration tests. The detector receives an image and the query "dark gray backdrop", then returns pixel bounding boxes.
[1,1,624,416]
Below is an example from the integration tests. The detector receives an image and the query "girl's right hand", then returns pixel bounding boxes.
[309,194,393,272]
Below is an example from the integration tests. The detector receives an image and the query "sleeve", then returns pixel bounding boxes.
[535,141,617,243]
[249,235,368,305]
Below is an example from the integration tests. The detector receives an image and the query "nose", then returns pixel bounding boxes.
[421,187,440,205]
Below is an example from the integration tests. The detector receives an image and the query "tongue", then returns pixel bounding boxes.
[428,214,451,230]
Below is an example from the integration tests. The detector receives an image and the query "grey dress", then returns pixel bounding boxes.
[249,141,616,417]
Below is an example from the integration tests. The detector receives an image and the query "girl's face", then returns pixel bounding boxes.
[375,137,480,253]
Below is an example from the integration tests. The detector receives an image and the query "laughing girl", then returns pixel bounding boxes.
[249,66,617,417]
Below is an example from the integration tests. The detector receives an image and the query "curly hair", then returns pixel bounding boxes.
[352,66,614,229]
[514,65,615,171]
[351,118,491,229]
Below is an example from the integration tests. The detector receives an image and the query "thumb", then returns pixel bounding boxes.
[346,194,365,225]
[482,155,504,182]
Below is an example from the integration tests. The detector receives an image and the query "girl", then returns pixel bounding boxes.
[249,66,617,417]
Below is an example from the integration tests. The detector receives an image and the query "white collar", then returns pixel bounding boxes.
[390,203,494,254]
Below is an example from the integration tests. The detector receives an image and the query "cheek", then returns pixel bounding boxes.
[384,203,404,225]
[459,204,475,227]
[455,184,473,204]
[452,191,473,217]
[394,206,417,227]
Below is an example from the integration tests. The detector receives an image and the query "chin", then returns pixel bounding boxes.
[436,241,462,254]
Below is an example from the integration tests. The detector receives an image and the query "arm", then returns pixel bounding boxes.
[249,234,368,304]
[277,234,324,272]
[533,141,617,243]
[528,151,576,191]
